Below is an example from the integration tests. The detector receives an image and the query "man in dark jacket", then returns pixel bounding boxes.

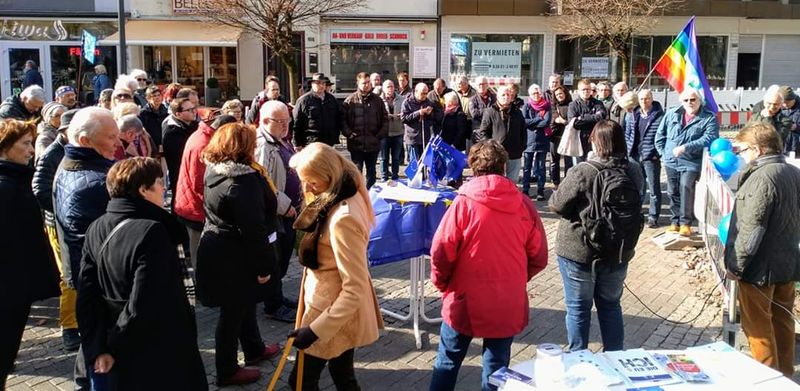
[780,86,800,155]
[0,85,45,120]
[748,87,793,155]
[476,86,526,182]
[22,60,43,88]
[53,107,120,389]
[568,78,608,161]
[32,109,80,350]
[138,86,168,150]
[725,122,800,378]
[544,73,562,104]
[427,78,453,109]
[293,73,343,149]
[342,72,389,188]
[626,89,665,228]
[246,76,291,126]
[469,76,496,134]
[162,97,199,203]
[401,83,443,159]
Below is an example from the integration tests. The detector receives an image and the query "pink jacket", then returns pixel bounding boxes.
[431,174,548,338]
[174,121,214,223]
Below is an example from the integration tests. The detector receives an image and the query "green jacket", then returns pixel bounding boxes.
[748,106,793,146]
[724,155,800,286]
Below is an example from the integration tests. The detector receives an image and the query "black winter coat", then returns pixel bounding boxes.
[162,116,199,195]
[476,103,527,160]
[469,93,497,130]
[401,96,443,146]
[197,161,279,307]
[139,103,168,148]
[568,98,608,155]
[0,94,38,120]
[440,107,469,151]
[33,134,67,227]
[0,160,60,304]
[342,91,389,153]
[293,91,343,147]
[77,197,207,390]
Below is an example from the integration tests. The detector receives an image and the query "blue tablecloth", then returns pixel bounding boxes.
[368,182,458,267]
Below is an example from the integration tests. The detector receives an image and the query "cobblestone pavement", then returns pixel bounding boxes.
[7,193,788,391]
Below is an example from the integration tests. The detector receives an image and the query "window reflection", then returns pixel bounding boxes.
[451,34,543,93]
[330,44,408,93]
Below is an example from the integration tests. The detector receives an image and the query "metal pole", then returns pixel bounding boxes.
[118,0,127,74]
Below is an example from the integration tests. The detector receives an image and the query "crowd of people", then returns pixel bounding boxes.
[0,66,799,391]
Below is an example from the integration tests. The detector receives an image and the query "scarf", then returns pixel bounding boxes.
[292,173,358,269]
[249,161,278,194]
[444,104,459,116]
[529,97,553,136]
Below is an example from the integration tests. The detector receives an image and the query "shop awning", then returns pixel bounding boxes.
[101,20,240,46]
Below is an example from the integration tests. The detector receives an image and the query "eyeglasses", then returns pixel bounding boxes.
[267,117,290,125]
[682,98,698,103]
[734,147,751,155]
[114,94,132,100]
[182,106,197,113]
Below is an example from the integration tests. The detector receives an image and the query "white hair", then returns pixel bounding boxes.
[117,114,144,134]
[68,107,114,145]
[129,68,147,80]
[94,64,107,75]
[20,85,46,102]
[115,74,139,92]
[496,86,511,96]
[764,84,783,102]
[475,76,489,85]
[679,88,704,105]
[259,100,288,124]
[527,83,542,95]
[382,79,394,89]
[444,91,459,105]
[458,75,470,84]
[637,88,653,98]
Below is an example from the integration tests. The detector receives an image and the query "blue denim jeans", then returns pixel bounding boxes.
[505,158,522,184]
[664,166,699,226]
[522,152,547,195]
[558,256,628,352]
[430,321,513,391]
[640,158,662,221]
[381,135,404,181]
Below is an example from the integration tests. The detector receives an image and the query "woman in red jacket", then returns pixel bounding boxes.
[429,140,549,391]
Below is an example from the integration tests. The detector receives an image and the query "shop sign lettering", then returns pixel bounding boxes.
[0,19,68,41]
[470,42,521,78]
[173,0,200,14]
[330,29,409,43]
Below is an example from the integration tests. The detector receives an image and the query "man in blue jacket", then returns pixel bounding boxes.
[655,89,719,236]
[626,89,665,228]
[53,107,120,389]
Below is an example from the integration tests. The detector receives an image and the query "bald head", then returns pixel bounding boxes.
[260,100,290,139]
[414,83,429,101]
[68,107,120,160]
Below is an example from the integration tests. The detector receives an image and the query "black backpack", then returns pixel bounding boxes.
[581,160,644,262]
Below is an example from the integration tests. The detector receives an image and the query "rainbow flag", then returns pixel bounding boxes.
[653,17,718,112]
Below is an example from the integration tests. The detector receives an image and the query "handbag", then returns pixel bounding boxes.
[557,118,583,157]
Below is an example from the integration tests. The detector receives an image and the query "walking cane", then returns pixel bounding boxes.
[267,268,307,391]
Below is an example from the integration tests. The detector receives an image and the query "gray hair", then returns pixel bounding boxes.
[68,107,114,145]
[444,91,459,106]
[130,69,147,80]
[764,84,784,103]
[117,114,144,134]
[679,88,704,105]
[527,83,542,95]
[115,74,139,92]
[20,85,46,102]
[458,75,470,84]
[94,64,107,75]
[637,88,653,98]
[475,76,489,85]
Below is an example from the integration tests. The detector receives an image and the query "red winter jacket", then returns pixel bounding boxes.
[174,121,215,224]
[430,174,548,338]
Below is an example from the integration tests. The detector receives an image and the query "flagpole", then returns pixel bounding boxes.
[76,32,84,102]
[635,16,696,93]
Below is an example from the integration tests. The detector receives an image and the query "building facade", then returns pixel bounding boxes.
[438,0,800,91]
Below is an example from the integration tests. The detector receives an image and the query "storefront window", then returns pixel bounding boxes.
[209,46,238,103]
[330,44,408,94]
[176,46,205,98]
[450,34,543,93]
[555,36,623,86]
[630,36,672,88]
[50,45,117,102]
[696,36,727,87]
[143,46,173,86]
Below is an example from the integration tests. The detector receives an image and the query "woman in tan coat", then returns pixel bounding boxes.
[288,142,383,390]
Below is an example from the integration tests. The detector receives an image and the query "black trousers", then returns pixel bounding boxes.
[349,150,378,189]
[263,217,297,313]
[215,302,264,378]
[289,349,359,391]
[0,300,30,390]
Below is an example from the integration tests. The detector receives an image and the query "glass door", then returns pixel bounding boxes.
[1,44,48,100]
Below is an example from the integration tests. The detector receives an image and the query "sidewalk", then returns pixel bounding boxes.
[7,200,731,391]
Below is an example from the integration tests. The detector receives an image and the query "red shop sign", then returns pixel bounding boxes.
[330,29,409,44]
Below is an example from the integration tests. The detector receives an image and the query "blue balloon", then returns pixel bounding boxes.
[719,213,732,244]
[712,150,740,180]
[709,138,733,156]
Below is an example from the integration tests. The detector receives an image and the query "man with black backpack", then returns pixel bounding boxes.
[549,120,644,352]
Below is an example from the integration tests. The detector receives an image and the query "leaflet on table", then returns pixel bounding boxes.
[561,349,625,387]
[376,182,440,203]
[651,351,712,383]
[686,349,783,385]
[489,367,535,388]
[602,349,682,388]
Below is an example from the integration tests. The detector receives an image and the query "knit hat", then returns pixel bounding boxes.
[618,91,639,111]
[778,86,797,102]
[55,86,76,98]
[41,102,66,123]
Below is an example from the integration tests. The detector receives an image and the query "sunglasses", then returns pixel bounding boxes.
[137,78,147,82]
[682,98,698,103]
[114,94,132,99]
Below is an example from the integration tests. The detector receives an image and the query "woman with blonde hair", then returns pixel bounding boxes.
[111,101,140,120]
[221,99,244,122]
[287,142,383,390]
